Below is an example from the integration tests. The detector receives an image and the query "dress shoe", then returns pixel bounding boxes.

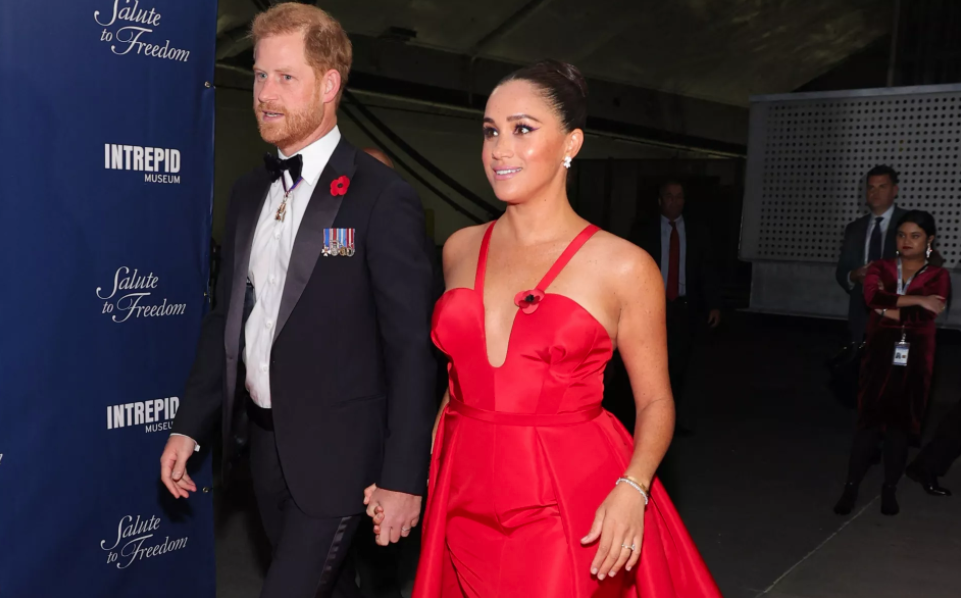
[833,482,858,515]
[906,463,952,496]
[881,484,899,516]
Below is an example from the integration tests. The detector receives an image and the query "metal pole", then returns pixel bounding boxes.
[887,0,902,86]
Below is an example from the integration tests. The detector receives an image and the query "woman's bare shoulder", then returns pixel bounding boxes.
[442,223,491,270]
[584,230,659,280]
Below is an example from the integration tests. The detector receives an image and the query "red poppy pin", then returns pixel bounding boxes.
[330,175,350,196]
[514,288,545,315]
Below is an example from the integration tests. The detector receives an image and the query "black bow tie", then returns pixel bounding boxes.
[264,152,303,184]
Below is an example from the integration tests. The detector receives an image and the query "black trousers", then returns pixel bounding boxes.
[666,298,694,427]
[248,401,363,598]
[845,426,909,487]
[912,398,961,478]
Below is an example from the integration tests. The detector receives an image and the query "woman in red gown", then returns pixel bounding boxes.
[367,60,721,597]
[834,210,950,517]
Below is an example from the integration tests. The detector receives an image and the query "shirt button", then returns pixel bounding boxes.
[265,319,273,329]
[260,363,269,373]
[273,230,281,240]
[269,275,277,285]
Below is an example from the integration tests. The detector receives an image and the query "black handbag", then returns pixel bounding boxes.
[826,341,864,409]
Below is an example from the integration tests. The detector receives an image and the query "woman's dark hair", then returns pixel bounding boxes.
[497,59,588,133]
[897,209,937,238]
[897,210,944,265]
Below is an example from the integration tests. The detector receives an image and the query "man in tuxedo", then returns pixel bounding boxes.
[835,165,907,343]
[159,5,436,598]
[629,181,721,434]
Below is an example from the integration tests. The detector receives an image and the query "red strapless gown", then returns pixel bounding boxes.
[413,222,722,598]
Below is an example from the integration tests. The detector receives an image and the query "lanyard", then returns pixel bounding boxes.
[896,258,928,295]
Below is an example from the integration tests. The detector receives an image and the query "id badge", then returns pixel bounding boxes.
[893,342,910,367]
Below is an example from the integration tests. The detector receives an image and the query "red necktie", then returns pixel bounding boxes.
[667,220,680,301]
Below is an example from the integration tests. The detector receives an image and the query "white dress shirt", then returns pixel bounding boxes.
[863,204,896,265]
[660,215,687,297]
[244,126,342,408]
[170,127,342,446]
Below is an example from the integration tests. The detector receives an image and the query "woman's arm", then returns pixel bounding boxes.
[876,308,901,321]
[899,269,951,324]
[580,245,673,580]
[431,390,450,453]
[863,262,934,311]
[616,251,674,490]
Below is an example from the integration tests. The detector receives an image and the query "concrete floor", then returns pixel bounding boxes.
[215,312,961,598]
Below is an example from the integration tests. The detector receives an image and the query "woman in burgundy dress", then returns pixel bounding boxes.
[834,210,950,516]
[366,60,721,597]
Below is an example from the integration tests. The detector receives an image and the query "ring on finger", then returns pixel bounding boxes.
[621,543,637,551]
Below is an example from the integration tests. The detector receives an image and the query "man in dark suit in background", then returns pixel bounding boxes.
[630,180,721,435]
[159,5,436,598]
[836,165,907,344]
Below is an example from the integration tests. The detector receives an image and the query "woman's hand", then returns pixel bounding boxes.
[917,295,946,314]
[580,482,646,580]
[363,484,387,534]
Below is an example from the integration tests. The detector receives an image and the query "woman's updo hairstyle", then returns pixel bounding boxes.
[497,59,588,133]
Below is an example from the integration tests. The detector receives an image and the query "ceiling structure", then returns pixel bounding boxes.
[214,0,894,152]
[217,0,892,106]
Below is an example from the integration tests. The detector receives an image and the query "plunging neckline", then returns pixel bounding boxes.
[473,221,602,369]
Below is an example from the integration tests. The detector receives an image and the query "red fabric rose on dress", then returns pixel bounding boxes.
[331,175,350,196]
[514,289,545,314]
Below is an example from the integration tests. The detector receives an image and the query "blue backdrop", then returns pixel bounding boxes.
[0,1,218,596]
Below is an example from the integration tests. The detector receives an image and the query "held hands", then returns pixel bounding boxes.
[580,482,647,580]
[160,435,198,498]
[363,483,422,546]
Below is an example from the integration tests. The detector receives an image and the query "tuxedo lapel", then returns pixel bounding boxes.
[649,221,662,266]
[222,170,271,410]
[853,214,870,265]
[274,139,357,342]
[226,172,271,362]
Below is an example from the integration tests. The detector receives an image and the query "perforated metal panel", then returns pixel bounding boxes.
[740,84,961,328]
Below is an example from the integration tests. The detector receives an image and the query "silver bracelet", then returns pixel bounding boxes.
[616,477,649,505]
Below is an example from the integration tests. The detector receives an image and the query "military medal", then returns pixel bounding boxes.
[276,176,303,222]
[323,228,355,257]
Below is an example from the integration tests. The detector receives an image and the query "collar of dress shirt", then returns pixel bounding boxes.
[277,125,342,187]
[875,203,896,225]
[661,214,685,227]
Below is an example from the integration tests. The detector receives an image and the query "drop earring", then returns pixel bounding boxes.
[926,245,932,259]
[563,156,572,169]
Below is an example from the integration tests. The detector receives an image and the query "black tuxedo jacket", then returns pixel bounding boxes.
[835,207,906,343]
[629,217,721,316]
[173,138,437,517]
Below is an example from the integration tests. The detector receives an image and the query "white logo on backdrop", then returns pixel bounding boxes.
[94,0,191,62]
[101,515,189,570]
[107,397,180,433]
[104,143,182,184]
[96,266,187,323]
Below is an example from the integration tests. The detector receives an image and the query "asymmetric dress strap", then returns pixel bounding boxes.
[474,221,601,294]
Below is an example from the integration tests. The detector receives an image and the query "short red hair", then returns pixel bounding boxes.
[250,3,352,102]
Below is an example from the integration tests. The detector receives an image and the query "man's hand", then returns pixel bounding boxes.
[849,264,869,285]
[363,484,421,546]
[707,309,721,329]
[160,435,198,498]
